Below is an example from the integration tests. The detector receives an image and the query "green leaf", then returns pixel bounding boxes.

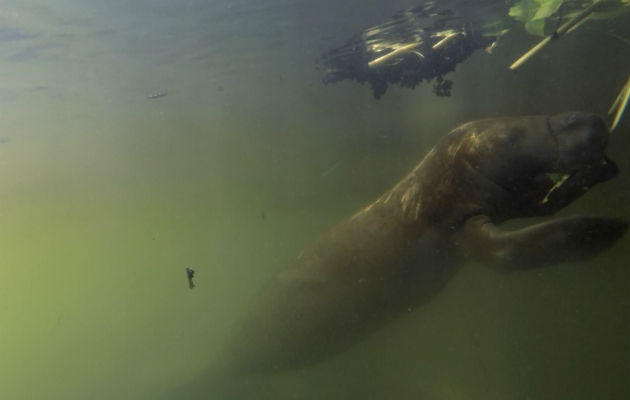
[509,0,630,36]
[508,2,528,21]
[524,18,547,36]
[509,0,539,22]
[532,0,564,20]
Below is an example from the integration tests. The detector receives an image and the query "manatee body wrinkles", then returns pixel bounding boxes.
[210,113,627,383]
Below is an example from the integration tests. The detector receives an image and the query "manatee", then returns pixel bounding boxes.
[170,113,628,397]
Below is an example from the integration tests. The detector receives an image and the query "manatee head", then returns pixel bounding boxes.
[457,112,618,219]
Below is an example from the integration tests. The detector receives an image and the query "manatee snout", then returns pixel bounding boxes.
[514,112,619,215]
[549,112,612,173]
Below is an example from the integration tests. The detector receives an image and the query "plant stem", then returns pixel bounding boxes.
[510,0,606,70]
[609,74,630,131]
[368,42,423,68]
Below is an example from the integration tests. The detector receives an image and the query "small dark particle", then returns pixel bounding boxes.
[261,211,266,221]
[185,267,195,289]
[147,91,167,99]
[217,86,223,92]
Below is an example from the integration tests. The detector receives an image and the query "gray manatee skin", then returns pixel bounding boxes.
[218,112,627,375]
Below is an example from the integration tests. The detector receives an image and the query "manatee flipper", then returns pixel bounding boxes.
[460,214,628,270]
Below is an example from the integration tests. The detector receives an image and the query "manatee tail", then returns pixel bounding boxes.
[459,214,628,271]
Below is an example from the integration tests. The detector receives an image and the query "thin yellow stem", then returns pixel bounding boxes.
[609,75,630,131]
[368,42,423,68]
[510,0,605,70]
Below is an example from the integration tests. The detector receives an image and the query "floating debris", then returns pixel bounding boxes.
[147,91,167,99]
[318,2,499,99]
[185,267,195,289]
[321,161,341,177]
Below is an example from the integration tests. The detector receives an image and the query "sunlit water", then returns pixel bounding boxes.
[0,1,628,399]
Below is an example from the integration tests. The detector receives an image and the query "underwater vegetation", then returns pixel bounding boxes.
[319,0,629,125]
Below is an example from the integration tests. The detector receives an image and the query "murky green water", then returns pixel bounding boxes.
[1,1,628,399]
